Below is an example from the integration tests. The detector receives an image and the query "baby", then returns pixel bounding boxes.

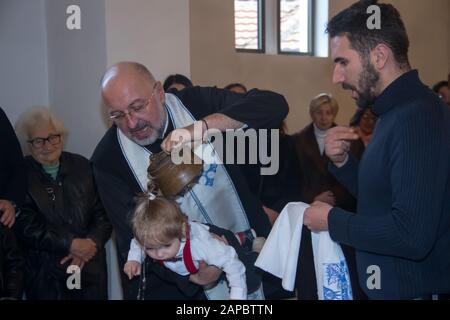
[124,192,251,300]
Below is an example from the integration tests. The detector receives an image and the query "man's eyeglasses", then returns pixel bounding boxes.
[109,84,158,122]
[109,99,151,122]
[28,134,62,149]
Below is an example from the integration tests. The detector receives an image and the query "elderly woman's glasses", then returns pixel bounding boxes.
[28,134,61,148]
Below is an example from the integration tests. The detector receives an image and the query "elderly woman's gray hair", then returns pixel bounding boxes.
[309,93,339,116]
[15,107,67,155]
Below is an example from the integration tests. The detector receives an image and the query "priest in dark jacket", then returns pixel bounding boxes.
[91,62,289,299]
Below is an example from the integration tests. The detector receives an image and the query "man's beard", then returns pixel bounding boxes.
[129,121,164,146]
[343,59,380,108]
[133,134,158,146]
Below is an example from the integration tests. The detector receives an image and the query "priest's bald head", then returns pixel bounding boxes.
[101,62,167,146]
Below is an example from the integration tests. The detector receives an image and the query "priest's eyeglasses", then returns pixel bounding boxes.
[109,84,158,122]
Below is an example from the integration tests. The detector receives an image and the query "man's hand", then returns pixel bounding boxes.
[325,126,359,167]
[161,121,205,152]
[69,238,97,262]
[263,206,279,225]
[0,199,16,228]
[189,261,222,286]
[124,261,141,280]
[314,191,336,206]
[303,201,333,232]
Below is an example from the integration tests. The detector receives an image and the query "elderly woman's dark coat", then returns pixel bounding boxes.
[14,152,112,300]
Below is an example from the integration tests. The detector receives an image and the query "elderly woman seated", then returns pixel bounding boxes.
[14,107,112,300]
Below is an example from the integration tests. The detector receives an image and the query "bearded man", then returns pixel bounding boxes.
[303,0,450,300]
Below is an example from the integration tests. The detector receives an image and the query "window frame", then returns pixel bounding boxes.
[235,0,266,53]
[277,0,315,56]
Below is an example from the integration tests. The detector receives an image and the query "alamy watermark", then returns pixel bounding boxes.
[367,5,381,30]
[66,5,81,30]
[66,265,81,290]
[366,265,381,290]
[169,123,280,176]
[67,4,381,31]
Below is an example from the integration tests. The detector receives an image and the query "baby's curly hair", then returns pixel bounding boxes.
[131,180,187,247]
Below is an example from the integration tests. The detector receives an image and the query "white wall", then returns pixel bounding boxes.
[0,0,192,156]
[46,0,108,158]
[45,0,124,300]
[0,0,49,123]
[105,0,191,81]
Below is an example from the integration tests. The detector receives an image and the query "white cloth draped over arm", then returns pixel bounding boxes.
[255,202,353,300]
[255,202,308,291]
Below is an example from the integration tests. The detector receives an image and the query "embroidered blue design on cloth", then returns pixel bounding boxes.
[322,260,352,300]
[198,164,218,187]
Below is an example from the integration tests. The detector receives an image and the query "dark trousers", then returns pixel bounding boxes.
[206,224,262,294]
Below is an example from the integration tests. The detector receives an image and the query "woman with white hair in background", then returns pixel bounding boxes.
[13,107,112,300]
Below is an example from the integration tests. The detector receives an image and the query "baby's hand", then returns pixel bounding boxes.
[124,261,141,279]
